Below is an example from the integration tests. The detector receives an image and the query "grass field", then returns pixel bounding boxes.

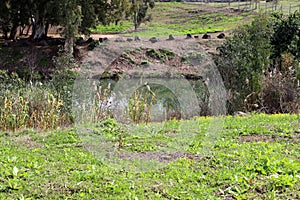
[91,1,300,37]
[91,2,254,37]
[196,0,300,14]
[1,114,300,199]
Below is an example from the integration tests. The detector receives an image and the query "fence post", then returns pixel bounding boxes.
[289,4,292,13]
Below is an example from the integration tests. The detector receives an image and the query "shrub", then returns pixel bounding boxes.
[215,12,300,114]
[261,53,300,113]
[271,12,300,64]
[215,14,273,113]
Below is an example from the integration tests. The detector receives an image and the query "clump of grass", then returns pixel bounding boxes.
[1,95,29,131]
[146,49,161,60]
[128,84,156,124]
[95,83,113,122]
[90,21,133,34]
[94,118,129,149]
[0,70,73,131]
[146,48,176,62]
[73,81,115,125]
[88,40,100,50]
[0,85,67,131]
[26,89,66,130]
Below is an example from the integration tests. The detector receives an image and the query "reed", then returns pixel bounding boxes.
[128,84,156,124]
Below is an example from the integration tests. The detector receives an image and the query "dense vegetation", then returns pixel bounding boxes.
[0,0,155,52]
[215,12,300,114]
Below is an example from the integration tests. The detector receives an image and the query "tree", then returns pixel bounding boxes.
[0,0,154,53]
[215,12,300,113]
[215,14,273,113]
[108,0,131,25]
[271,12,300,67]
[30,0,55,39]
[5,0,25,41]
[59,0,82,54]
[0,1,11,39]
[131,0,154,30]
[0,0,107,47]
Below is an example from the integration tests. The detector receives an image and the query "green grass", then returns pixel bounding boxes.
[90,1,300,37]
[204,0,300,14]
[91,2,253,37]
[1,114,300,199]
[90,21,133,34]
[128,2,251,37]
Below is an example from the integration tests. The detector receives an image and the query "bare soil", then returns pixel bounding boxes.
[81,36,220,80]
[119,151,201,163]
[239,133,300,143]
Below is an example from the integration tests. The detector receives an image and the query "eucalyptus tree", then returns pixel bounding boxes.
[0,0,11,39]
[0,0,154,53]
[108,0,131,25]
[131,0,155,30]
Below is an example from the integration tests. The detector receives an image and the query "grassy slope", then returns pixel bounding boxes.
[210,0,300,14]
[1,114,300,199]
[91,1,300,37]
[92,2,254,37]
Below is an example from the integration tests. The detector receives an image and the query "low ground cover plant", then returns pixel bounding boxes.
[0,114,299,199]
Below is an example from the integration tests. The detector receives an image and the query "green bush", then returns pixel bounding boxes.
[271,12,300,63]
[215,12,300,114]
[215,14,273,113]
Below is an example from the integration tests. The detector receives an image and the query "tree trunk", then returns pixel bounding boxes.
[9,24,18,41]
[64,37,74,55]
[32,22,45,39]
[31,11,46,40]
[44,22,50,37]
[134,13,138,31]
[3,28,9,40]
[3,32,8,40]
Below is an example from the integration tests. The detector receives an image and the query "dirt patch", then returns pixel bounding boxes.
[106,47,201,77]
[239,133,300,143]
[118,151,201,163]
[14,135,44,149]
[84,38,213,79]
[1,27,225,80]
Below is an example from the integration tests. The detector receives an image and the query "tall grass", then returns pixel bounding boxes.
[0,70,73,131]
[127,85,156,124]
